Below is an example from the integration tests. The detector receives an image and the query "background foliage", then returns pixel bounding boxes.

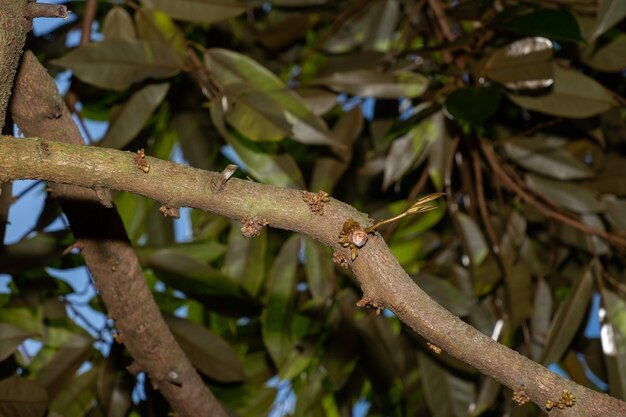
[2,0,626,416]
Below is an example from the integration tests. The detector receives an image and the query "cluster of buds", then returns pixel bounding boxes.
[545,389,575,411]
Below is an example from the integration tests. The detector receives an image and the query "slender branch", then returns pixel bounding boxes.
[79,0,97,46]
[472,150,499,253]
[481,141,626,250]
[1,136,625,416]
[23,2,69,19]
[9,51,228,417]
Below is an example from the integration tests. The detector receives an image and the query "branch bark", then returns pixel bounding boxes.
[0,0,30,130]
[9,51,228,417]
[1,136,624,416]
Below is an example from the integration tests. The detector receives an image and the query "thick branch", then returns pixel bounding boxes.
[0,0,30,130]
[9,51,227,417]
[0,136,624,416]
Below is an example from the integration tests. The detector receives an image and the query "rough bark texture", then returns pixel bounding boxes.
[1,136,624,417]
[9,51,228,417]
[0,0,30,130]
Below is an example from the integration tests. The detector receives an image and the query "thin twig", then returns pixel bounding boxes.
[427,0,455,42]
[472,150,499,253]
[24,2,69,19]
[382,166,430,240]
[80,0,98,46]
[481,141,626,250]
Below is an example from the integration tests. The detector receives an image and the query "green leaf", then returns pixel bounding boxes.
[507,65,617,118]
[530,278,553,361]
[206,48,340,148]
[310,107,363,193]
[483,37,553,90]
[262,235,300,367]
[0,376,48,417]
[456,212,489,266]
[134,240,226,265]
[0,322,38,361]
[135,8,187,55]
[541,264,594,364]
[0,233,64,274]
[141,0,248,24]
[51,40,184,91]
[303,237,335,299]
[35,334,93,397]
[164,315,245,382]
[504,262,533,328]
[224,221,267,297]
[525,174,603,213]
[582,34,626,72]
[210,101,306,188]
[501,9,584,42]
[49,368,98,417]
[445,87,501,127]
[313,69,429,98]
[382,112,443,190]
[414,273,474,317]
[601,288,626,400]
[589,0,626,41]
[102,6,136,40]
[502,136,595,180]
[419,351,476,417]
[99,83,169,149]
[148,250,247,299]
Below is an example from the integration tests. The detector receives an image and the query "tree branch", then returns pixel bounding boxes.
[23,1,69,19]
[0,0,30,130]
[9,51,228,417]
[1,136,624,416]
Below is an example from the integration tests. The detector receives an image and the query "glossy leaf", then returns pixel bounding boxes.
[205,48,339,147]
[445,87,501,127]
[262,235,300,367]
[541,264,594,364]
[526,174,603,213]
[502,136,595,180]
[0,376,48,417]
[165,315,245,382]
[210,101,306,188]
[141,0,248,24]
[102,6,136,40]
[0,322,38,361]
[383,112,443,190]
[224,221,267,297]
[99,83,169,149]
[483,37,553,90]
[51,40,184,91]
[313,69,429,98]
[507,65,617,118]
